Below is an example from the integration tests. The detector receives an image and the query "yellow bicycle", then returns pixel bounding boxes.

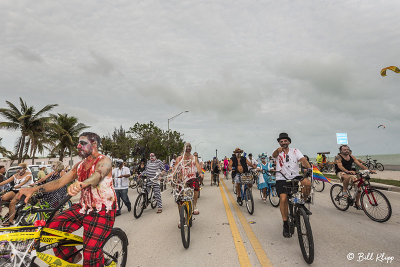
[171,179,194,249]
[0,196,128,267]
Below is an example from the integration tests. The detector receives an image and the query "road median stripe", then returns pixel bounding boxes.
[218,181,252,267]
[221,179,273,267]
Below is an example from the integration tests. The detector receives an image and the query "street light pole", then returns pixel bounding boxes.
[168,110,189,163]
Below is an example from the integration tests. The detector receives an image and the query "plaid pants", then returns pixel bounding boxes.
[48,203,116,266]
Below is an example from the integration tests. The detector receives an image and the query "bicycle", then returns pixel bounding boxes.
[363,156,384,171]
[171,178,194,249]
[330,170,391,222]
[237,173,255,215]
[0,195,128,266]
[320,162,335,173]
[311,177,325,192]
[133,174,160,219]
[211,171,220,186]
[256,170,280,207]
[275,170,314,264]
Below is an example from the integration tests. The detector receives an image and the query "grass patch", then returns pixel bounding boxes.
[322,173,400,187]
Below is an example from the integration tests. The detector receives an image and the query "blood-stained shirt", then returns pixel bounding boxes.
[77,154,116,213]
[275,148,304,181]
[178,157,197,182]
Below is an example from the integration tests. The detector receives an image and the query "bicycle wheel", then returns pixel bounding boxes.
[136,180,142,193]
[19,205,40,226]
[180,204,190,249]
[245,187,254,215]
[133,194,145,219]
[269,186,280,208]
[375,163,384,171]
[361,189,392,223]
[330,184,350,211]
[313,179,325,192]
[296,207,314,264]
[102,227,128,267]
[150,189,157,209]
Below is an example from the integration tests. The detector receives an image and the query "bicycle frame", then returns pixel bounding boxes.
[348,175,378,206]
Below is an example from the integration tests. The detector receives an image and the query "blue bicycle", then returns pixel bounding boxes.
[257,171,280,207]
[236,173,255,215]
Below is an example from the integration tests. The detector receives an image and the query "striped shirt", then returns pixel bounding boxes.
[143,159,165,179]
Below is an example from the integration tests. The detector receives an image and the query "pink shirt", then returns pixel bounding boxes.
[77,155,116,213]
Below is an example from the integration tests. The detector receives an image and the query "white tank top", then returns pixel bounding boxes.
[14,172,34,188]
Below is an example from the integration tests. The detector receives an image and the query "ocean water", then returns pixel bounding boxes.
[311,154,400,165]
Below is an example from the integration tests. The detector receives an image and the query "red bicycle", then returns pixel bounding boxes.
[330,170,392,222]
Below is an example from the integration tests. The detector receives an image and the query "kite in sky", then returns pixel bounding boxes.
[380,66,400,77]
[378,124,386,129]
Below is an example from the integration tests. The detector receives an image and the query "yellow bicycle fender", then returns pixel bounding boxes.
[43,228,83,243]
[36,251,81,267]
[0,231,40,241]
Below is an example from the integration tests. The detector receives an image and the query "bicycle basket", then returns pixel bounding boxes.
[241,173,254,184]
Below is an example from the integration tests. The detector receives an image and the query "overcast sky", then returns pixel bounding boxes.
[1,0,399,160]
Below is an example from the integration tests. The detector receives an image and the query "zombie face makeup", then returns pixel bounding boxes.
[185,143,192,153]
[77,136,93,158]
[150,153,156,161]
[279,139,290,149]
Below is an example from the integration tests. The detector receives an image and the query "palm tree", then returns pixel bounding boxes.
[0,98,57,163]
[48,113,89,161]
[0,137,11,158]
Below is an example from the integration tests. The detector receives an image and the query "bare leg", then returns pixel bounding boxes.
[279,194,289,221]
[301,178,311,199]
[236,183,241,197]
[262,188,267,199]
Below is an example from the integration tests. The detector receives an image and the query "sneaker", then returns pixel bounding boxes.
[127,205,132,212]
[237,196,242,205]
[116,211,121,216]
[283,223,290,238]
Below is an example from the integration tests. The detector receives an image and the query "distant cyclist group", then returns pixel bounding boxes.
[0,130,392,266]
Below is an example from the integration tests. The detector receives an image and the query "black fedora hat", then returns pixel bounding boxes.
[277,133,291,143]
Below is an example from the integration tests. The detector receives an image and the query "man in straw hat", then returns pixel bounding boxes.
[272,133,311,238]
[229,148,256,205]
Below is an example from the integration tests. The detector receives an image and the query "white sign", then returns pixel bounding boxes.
[336,133,348,144]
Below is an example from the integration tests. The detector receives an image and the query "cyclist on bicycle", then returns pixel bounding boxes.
[229,148,255,205]
[18,132,116,266]
[210,157,220,185]
[173,143,203,220]
[223,157,229,178]
[140,153,165,214]
[256,153,275,201]
[0,162,33,226]
[334,145,372,209]
[272,133,311,238]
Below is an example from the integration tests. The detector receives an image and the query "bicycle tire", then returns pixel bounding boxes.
[180,204,190,249]
[102,227,128,267]
[375,163,384,172]
[245,188,254,215]
[133,194,145,219]
[296,207,314,264]
[313,179,325,192]
[330,184,350,211]
[361,189,392,223]
[150,189,157,209]
[269,186,280,208]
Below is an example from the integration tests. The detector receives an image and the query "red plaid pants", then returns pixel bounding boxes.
[48,203,116,266]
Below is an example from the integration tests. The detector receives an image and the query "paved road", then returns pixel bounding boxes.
[114,173,400,267]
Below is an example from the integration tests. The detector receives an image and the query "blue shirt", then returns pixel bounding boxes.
[257,162,274,183]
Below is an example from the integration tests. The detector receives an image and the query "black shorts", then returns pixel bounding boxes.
[275,180,287,196]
